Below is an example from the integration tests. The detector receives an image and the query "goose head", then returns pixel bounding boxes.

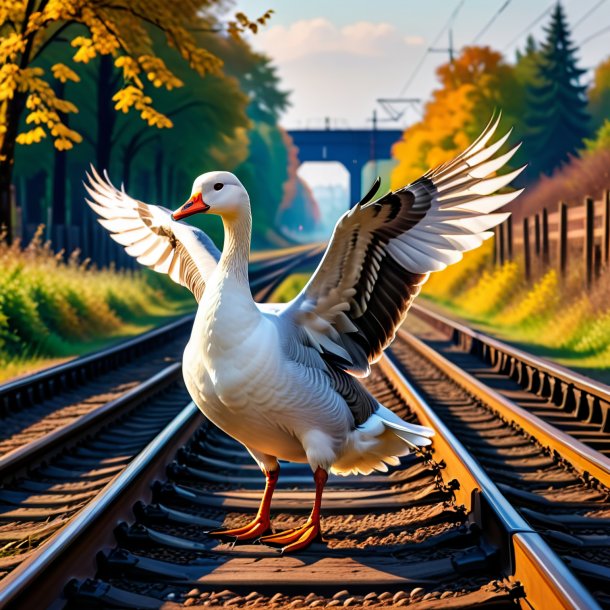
[172,171,249,222]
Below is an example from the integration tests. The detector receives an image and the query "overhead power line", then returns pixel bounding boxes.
[398,0,465,96]
[573,0,607,30]
[580,22,610,44]
[501,2,554,51]
[472,0,512,44]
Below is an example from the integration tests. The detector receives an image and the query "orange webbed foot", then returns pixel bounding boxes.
[259,519,321,553]
[208,516,271,541]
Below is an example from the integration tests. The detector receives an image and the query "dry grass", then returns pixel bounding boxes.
[422,240,610,378]
[512,148,610,221]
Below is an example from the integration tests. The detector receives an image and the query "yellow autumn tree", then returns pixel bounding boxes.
[0,0,272,239]
[391,46,522,189]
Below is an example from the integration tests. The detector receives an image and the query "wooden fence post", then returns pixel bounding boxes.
[542,208,549,266]
[558,202,567,277]
[534,213,541,257]
[603,189,609,267]
[506,216,513,261]
[523,217,531,281]
[585,197,594,288]
[595,244,602,280]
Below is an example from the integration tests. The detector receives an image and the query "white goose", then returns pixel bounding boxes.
[85,115,523,553]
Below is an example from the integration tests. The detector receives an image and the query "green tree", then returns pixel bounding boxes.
[588,57,610,133]
[0,0,272,240]
[525,3,590,177]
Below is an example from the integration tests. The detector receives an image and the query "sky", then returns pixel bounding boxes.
[230,0,610,191]
[232,0,610,129]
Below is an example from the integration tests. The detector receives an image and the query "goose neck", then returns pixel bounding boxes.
[219,210,252,283]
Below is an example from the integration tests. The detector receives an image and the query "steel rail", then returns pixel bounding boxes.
[397,327,610,488]
[0,402,201,610]
[410,303,610,432]
[0,314,194,416]
[0,363,181,479]
[378,352,602,610]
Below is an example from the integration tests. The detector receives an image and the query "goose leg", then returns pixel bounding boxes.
[209,466,279,540]
[259,466,327,553]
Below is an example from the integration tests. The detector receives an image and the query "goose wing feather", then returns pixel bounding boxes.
[282,113,524,377]
[84,167,220,301]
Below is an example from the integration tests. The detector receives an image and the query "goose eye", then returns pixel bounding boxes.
[214,183,224,191]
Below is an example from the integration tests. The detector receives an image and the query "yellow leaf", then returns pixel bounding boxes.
[51,63,80,83]
[16,126,46,145]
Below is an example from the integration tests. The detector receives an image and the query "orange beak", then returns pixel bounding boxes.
[171,192,210,221]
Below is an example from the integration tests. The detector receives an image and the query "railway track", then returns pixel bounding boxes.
[0,350,599,608]
[0,246,321,588]
[390,306,610,608]
[1,255,607,608]
[407,303,610,459]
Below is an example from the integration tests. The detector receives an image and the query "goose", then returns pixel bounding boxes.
[85,114,524,553]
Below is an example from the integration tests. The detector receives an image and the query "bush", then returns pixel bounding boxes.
[0,226,193,368]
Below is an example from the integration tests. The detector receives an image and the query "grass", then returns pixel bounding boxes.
[0,227,195,383]
[269,273,311,303]
[422,240,610,384]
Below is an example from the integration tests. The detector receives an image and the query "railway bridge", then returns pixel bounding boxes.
[287,128,403,205]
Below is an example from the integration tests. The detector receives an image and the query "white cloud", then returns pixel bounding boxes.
[257,18,424,62]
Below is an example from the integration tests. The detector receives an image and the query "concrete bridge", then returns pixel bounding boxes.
[287,128,403,205]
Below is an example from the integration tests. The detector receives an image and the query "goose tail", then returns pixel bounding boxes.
[330,405,434,476]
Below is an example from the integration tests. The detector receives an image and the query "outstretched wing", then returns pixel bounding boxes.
[84,167,220,301]
[282,114,524,376]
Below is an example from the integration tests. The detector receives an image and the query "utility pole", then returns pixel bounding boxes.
[370,109,377,177]
[429,28,456,63]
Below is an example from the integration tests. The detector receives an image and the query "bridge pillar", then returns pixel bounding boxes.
[348,163,362,207]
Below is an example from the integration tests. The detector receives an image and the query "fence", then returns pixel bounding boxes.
[494,190,610,286]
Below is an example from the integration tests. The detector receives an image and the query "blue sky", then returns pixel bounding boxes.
[232,0,610,129]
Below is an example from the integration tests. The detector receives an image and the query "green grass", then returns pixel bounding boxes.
[0,227,195,383]
[417,296,610,385]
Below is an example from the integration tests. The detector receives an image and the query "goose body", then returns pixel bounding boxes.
[86,115,524,552]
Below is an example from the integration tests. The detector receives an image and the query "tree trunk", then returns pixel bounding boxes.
[96,55,117,172]
[0,95,26,242]
[52,80,67,227]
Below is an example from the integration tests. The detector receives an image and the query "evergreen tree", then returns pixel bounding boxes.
[525,3,590,177]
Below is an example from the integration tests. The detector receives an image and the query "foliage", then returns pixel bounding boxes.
[588,56,610,132]
[12,22,293,248]
[269,272,309,303]
[525,3,590,177]
[391,46,522,189]
[0,225,191,367]
[0,0,273,239]
[501,270,559,326]
[455,260,521,317]
[421,240,610,376]
[0,2,272,149]
[510,146,610,221]
[584,119,610,153]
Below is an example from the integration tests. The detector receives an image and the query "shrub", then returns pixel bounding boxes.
[0,226,193,370]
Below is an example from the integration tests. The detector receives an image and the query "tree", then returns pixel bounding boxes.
[392,46,522,188]
[588,57,610,133]
[525,2,590,177]
[0,0,272,240]
[12,23,290,252]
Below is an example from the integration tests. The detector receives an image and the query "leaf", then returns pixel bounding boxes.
[51,63,80,83]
